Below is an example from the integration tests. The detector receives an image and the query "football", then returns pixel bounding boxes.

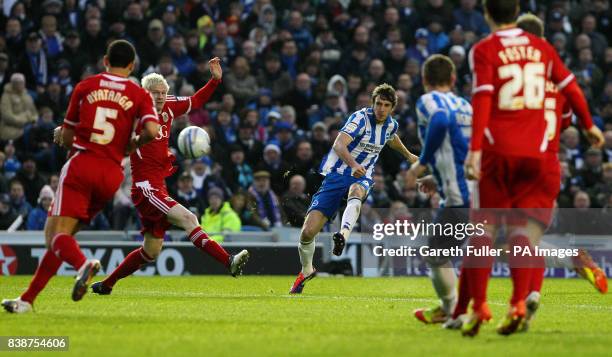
[177,126,210,159]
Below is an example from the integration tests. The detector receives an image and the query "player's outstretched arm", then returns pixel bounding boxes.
[190,57,223,109]
[333,132,365,178]
[388,134,418,164]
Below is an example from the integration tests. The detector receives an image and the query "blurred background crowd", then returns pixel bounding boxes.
[0,0,611,236]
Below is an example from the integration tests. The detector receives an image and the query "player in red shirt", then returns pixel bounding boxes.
[460,0,604,336]
[90,58,249,295]
[2,40,160,313]
[510,13,607,331]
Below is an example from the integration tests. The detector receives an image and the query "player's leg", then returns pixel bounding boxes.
[334,182,368,256]
[2,215,83,312]
[461,221,497,337]
[93,233,161,295]
[290,210,327,294]
[415,208,468,324]
[167,203,249,276]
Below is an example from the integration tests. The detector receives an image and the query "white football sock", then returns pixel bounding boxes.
[340,198,362,240]
[430,260,457,315]
[298,240,315,276]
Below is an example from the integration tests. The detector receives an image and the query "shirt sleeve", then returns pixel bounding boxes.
[548,43,574,90]
[469,43,494,95]
[138,88,159,126]
[63,82,83,129]
[419,111,450,165]
[340,111,367,139]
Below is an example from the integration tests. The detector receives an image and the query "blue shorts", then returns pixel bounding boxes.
[307,173,373,220]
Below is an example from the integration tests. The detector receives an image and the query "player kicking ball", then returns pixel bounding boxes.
[289,84,418,294]
[91,58,249,296]
[2,40,160,313]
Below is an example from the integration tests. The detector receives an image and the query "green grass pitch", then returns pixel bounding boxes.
[0,276,611,356]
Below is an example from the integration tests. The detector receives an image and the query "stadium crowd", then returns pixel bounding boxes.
[0,0,611,236]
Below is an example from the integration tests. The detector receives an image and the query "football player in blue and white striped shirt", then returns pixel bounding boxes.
[410,54,473,325]
[290,84,419,294]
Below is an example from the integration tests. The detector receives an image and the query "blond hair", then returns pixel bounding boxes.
[141,72,169,91]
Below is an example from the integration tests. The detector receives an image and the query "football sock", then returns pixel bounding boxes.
[299,240,315,276]
[339,197,362,240]
[21,249,63,304]
[189,227,230,267]
[508,234,533,305]
[464,234,494,311]
[430,260,457,315]
[51,233,87,270]
[103,247,154,288]
[452,266,470,318]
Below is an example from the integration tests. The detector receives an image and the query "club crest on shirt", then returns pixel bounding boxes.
[161,112,169,123]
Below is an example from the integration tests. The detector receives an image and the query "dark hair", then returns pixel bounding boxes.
[106,40,136,68]
[516,13,544,37]
[484,0,519,25]
[422,54,455,87]
[371,83,397,108]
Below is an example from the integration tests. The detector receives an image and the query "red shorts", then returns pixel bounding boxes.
[131,180,178,238]
[50,152,123,224]
[522,154,560,227]
[472,152,547,226]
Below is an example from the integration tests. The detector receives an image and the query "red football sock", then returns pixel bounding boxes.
[452,266,471,318]
[103,247,154,288]
[189,227,230,267]
[463,235,494,310]
[508,234,533,304]
[20,250,63,304]
[530,256,546,293]
[51,233,87,270]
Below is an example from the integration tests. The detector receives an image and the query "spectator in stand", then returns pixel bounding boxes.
[16,32,48,91]
[256,143,289,195]
[138,19,167,73]
[8,179,31,218]
[590,162,612,207]
[174,171,206,218]
[201,187,241,242]
[407,28,430,64]
[15,156,45,206]
[282,72,318,130]
[81,17,106,64]
[169,34,196,77]
[309,122,331,165]
[286,10,313,52]
[581,13,608,60]
[225,56,259,107]
[0,73,37,143]
[236,121,264,168]
[452,0,489,36]
[222,144,254,193]
[247,171,283,229]
[190,157,211,196]
[230,191,266,230]
[0,193,19,230]
[562,127,585,169]
[257,53,293,101]
[579,148,604,189]
[282,174,309,227]
[26,185,53,230]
